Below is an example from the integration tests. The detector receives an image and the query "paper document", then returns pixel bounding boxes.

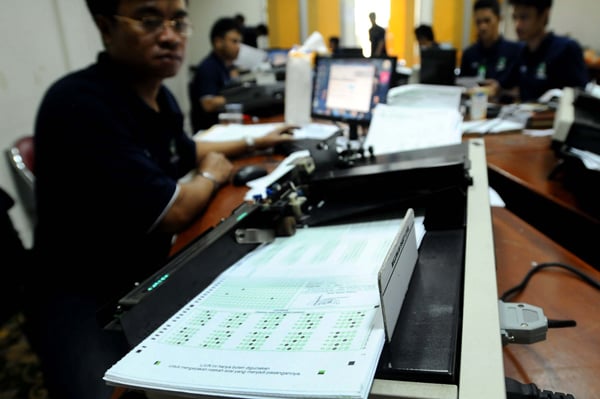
[196,123,340,143]
[104,216,423,399]
[568,147,600,171]
[386,83,464,110]
[461,118,525,134]
[244,150,311,200]
[364,103,463,155]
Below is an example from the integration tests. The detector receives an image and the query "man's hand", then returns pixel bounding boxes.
[479,78,500,98]
[198,151,233,186]
[254,124,297,150]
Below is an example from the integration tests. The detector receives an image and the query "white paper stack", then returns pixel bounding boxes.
[105,217,425,399]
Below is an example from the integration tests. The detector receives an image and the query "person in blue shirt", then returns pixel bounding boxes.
[189,17,242,133]
[460,0,523,86]
[23,2,293,399]
[488,0,589,102]
[414,24,439,50]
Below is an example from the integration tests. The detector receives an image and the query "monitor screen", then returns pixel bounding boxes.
[334,47,365,58]
[419,48,457,86]
[310,56,396,139]
[265,48,289,67]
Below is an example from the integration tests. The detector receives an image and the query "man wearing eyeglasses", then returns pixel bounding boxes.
[22,2,294,399]
[189,17,243,133]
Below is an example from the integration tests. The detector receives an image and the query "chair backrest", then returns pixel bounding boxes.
[5,135,35,218]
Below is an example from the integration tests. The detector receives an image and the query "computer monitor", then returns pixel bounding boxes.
[310,55,397,140]
[265,48,289,67]
[419,48,457,86]
[334,47,365,58]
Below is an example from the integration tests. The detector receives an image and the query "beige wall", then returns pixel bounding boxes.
[501,0,600,50]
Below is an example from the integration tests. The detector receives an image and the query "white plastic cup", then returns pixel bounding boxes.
[469,87,488,120]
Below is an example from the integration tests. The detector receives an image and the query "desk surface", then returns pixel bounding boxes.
[170,144,599,399]
[484,133,597,220]
[494,206,600,399]
[483,133,600,267]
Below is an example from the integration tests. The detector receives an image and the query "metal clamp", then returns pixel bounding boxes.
[235,228,275,244]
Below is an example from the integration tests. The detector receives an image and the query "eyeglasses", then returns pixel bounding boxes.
[113,15,192,37]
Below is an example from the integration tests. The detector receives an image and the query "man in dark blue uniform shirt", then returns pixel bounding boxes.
[460,0,523,86]
[414,24,439,50]
[189,17,242,133]
[488,0,589,102]
[23,2,293,399]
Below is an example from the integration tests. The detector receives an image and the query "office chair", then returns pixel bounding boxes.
[5,135,36,220]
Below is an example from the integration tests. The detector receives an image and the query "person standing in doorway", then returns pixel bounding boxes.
[368,12,387,57]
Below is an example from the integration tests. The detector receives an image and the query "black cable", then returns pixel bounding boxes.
[506,377,576,399]
[500,262,600,302]
[547,319,577,328]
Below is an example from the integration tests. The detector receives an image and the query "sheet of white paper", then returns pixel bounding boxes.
[489,187,505,207]
[568,147,600,171]
[461,118,525,134]
[364,104,463,155]
[195,123,282,142]
[386,83,464,110]
[244,150,311,200]
[524,128,554,137]
[104,217,423,399]
[195,123,340,143]
[235,43,268,71]
[229,217,425,279]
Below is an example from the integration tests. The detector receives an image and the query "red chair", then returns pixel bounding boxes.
[5,135,35,218]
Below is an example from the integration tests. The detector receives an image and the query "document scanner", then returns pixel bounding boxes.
[552,87,600,155]
[220,81,285,117]
[106,139,505,398]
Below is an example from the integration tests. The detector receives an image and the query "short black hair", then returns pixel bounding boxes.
[414,24,435,42]
[85,0,189,18]
[210,17,242,43]
[508,0,552,13]
[85,0,120,17]
[474,0,501,17]
[256,24,269,36]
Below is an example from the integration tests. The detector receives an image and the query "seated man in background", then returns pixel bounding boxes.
[240,23,269,48]
[486,0,589,102]
[23,1,293,399]
[460,0,523,85]
[414,24,439,50]
[329,35,341,55]
[189,17,242,133]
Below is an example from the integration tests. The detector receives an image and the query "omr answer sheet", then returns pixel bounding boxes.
[104,217,422,399]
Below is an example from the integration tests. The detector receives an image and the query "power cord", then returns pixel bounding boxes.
[506,377,575,399]
[501,261,600,398]
[500,261,600,302]
[500,261,600,328]
[498,261,596,344]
